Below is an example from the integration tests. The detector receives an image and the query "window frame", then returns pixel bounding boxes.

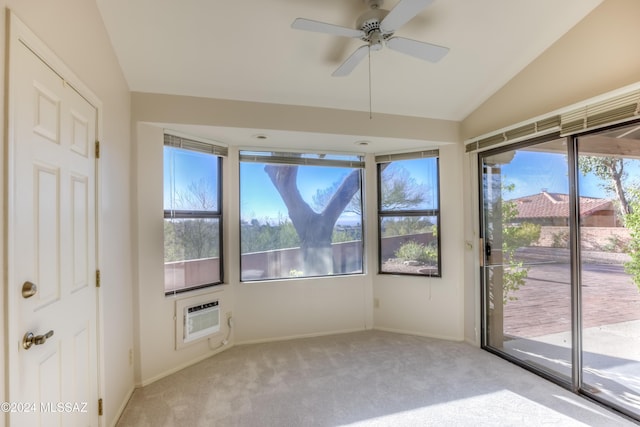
[163,134,225,295]
[376,151,442,277]
[238,150,365,282]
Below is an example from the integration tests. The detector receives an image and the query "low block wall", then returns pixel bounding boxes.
[535,226,630,251]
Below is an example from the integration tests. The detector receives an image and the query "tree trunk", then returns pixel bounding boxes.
[264,164,360,276]
[610,160,631,215]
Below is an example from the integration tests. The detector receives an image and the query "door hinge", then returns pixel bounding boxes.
[96,269,101,288]
[95,140,100,159]
[479,238,485,267]
[98,398,103,416]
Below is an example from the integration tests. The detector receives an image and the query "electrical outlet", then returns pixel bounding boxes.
[373,298,380,309]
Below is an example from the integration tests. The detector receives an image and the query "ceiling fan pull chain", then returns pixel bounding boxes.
[369,46,373,120]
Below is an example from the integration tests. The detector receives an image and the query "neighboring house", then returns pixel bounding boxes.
[510,191,619,227]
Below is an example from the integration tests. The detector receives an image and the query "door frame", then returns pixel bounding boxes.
[476,133,578,390]
[5,10,104,423]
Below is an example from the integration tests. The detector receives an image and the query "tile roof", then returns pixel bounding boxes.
[509,192,613,219]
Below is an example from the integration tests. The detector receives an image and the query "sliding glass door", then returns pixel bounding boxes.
[576,124,640,416]
[481,137,573,383]
[480,122,640,421]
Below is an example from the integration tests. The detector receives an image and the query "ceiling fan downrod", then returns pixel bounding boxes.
[364,0,384,9]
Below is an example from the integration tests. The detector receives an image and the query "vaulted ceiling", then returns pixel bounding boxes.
[97,0,602,150]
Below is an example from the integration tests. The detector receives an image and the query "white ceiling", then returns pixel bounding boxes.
[96,0,602,150]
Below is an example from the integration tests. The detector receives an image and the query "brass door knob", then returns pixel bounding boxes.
[22,281,38,299]
[22,330,54,350]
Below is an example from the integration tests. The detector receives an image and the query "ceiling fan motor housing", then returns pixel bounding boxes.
[356,8,391,44]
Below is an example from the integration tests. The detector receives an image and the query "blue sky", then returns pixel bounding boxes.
[165,145,640,220]
[498,150,640,200]
[499,151,572,199]
[164,147,438,225]
[164,147,219,211]
[240,157,439,224]
[240,163,359,224]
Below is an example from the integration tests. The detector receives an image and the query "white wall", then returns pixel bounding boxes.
[1,1,134,426]
[373,143,466,341]
[462,151,481,345]
[133,123,236,386]
[462,0,640,140]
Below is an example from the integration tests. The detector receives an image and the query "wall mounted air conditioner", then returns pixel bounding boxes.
[175,293,223,349]
[184,300,219,342]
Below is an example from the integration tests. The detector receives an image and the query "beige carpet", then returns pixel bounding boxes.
[116,330,636,426]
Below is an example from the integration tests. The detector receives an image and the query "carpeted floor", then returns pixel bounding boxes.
[116,330,636,426]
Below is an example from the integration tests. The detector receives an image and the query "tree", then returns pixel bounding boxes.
[380,217,433,238]
[165,178,220,262]
[623,188,640,292]
[240,216,300,253]
[265,164,360,275]
[313,177,361,215]
[312,163,428,215]
[623,208,640,292]
[578,156,640,291]
[485,181,540,305]
[578,156,631,215]
[164,219,180,261]
[268,162,429,276]
[165,218,219,261]
[501,194,541,304]
[379,164,428,210]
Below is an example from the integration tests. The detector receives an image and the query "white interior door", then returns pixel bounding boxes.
[7,24,99,427]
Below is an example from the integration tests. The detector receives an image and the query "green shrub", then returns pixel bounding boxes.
[602,234,628,253]
[395,241,426,262]
[395,241,437,264]
[551,230,569,248]
[624,206,640,292]
[504,222,541,249]
[424,244,438,264]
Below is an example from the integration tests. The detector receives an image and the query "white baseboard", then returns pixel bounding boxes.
[137,343,235,388]
[110,386,135,427]
[464,336,480,347]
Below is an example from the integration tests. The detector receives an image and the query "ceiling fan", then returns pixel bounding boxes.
[292,0,449,77]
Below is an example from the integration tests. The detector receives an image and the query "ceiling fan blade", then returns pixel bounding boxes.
[332,45,369,77]
[292,18,365,38]
[386,37,449,63]
[380,0,434,33]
